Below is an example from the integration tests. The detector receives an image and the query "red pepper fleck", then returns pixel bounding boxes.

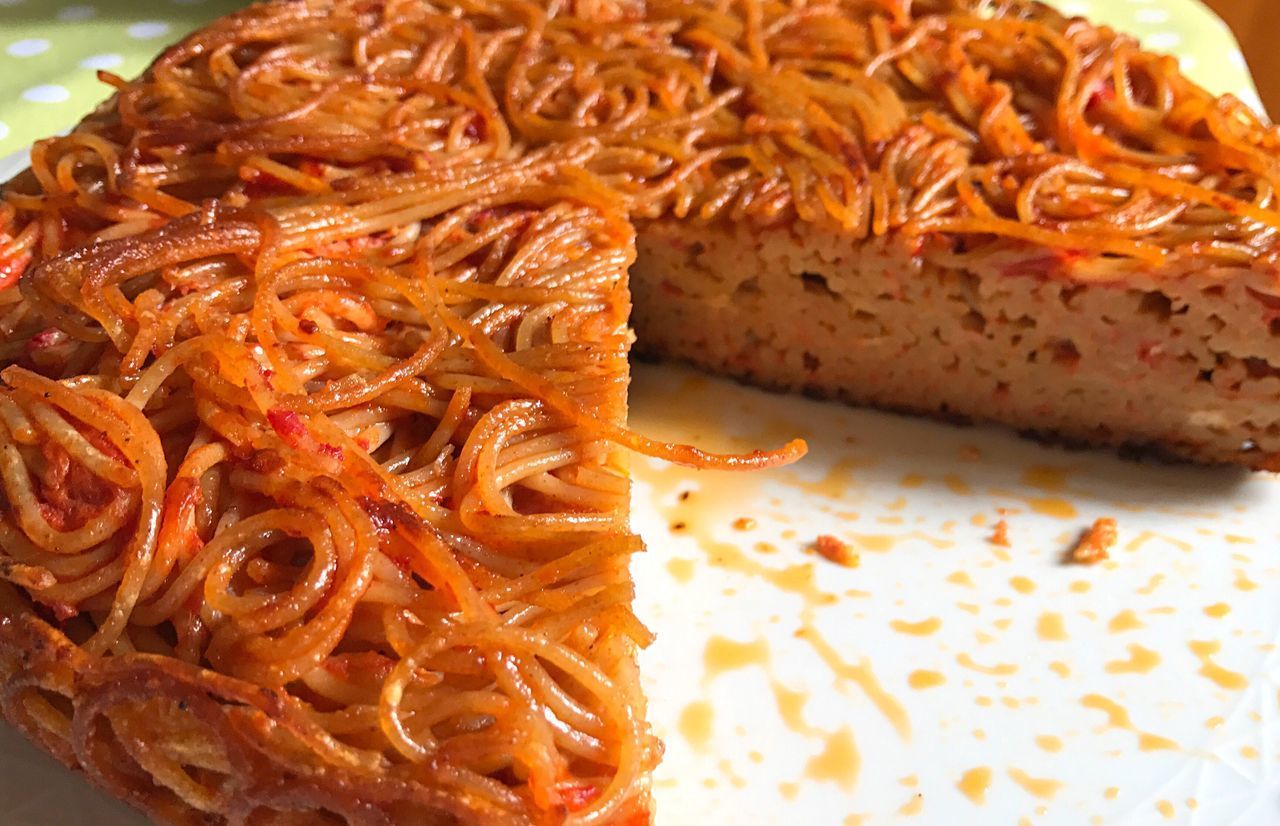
[49,601,78,622]
[1136,341,1164,366]
[267,408,307,440]
[1086,79,1117,112]
[0,248,34,289]
[999,249,1084,279]
[558,782,600,811]
[299,158,327,178]
[26,328,61,350]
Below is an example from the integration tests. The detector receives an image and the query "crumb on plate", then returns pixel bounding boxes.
[1068,517,1117,565]
[813,534,859,568]
[988,519,1010,547]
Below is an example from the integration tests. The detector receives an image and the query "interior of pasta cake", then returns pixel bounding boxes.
[630,219,1280,468]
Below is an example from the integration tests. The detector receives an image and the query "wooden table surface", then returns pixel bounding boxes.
[1201,0,1279,117]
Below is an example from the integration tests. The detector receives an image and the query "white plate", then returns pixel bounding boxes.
[629,365,1280,825]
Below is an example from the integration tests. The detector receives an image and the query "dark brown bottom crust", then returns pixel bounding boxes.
[0,590,528,826]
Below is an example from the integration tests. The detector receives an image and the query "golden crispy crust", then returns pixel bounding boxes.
[0,594,537,825]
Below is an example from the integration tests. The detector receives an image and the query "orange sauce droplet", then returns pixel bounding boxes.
[1009,576,1036,594]
[1027,496,1077,519]
[770,680,820,737]
[782,456,869,499]
[779,781,800,800]
[943,474,971,495]
[1105,643,1161,675]
[1224,534,1254,544]
[1069,579,1092,594]
[1080,694,1178,751]
[897,794,924,816]
[797,624,912,740]
[1234,569,1259,592]
[666,557,695,583]
[1107,609,1145,633]
[900,473,925,488]
[890,617,942,636]
[718,757,747,789]
[1022,465,1070,491]
[907,669,946,690]
[804,727,860,791]
[956,653,1018,676]
[852,534,896,553]
[1137,732,1179,752]
[1105,787,1120,800]
[1034,734,1063,753]
[1203,602,1231,619]
[1007,768,1063,800]
[1188,640,1247,690]
[1036,612,1068,642]
[1049,661,1071,678]
[1156,800,1175,819]
[1080,695,1122,727]
[946,571,975,588]
[1205,715,1225,729]
[1124,531,1191,553]
[1241,745,1259,759]
[704,635,769,679]
[1136,573,1165,596]
[957,767,993,805]
[678,700,714,749]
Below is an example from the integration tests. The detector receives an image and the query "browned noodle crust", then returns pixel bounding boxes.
[0,603,524,825]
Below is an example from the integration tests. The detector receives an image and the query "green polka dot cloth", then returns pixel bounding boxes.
[0,0,1264,160]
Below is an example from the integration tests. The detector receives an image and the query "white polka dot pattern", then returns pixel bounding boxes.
[20,84,70,104]
[78,53,124,71]
[55,5,96,22]
[125,21,172,40]
[6,39,50,58]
